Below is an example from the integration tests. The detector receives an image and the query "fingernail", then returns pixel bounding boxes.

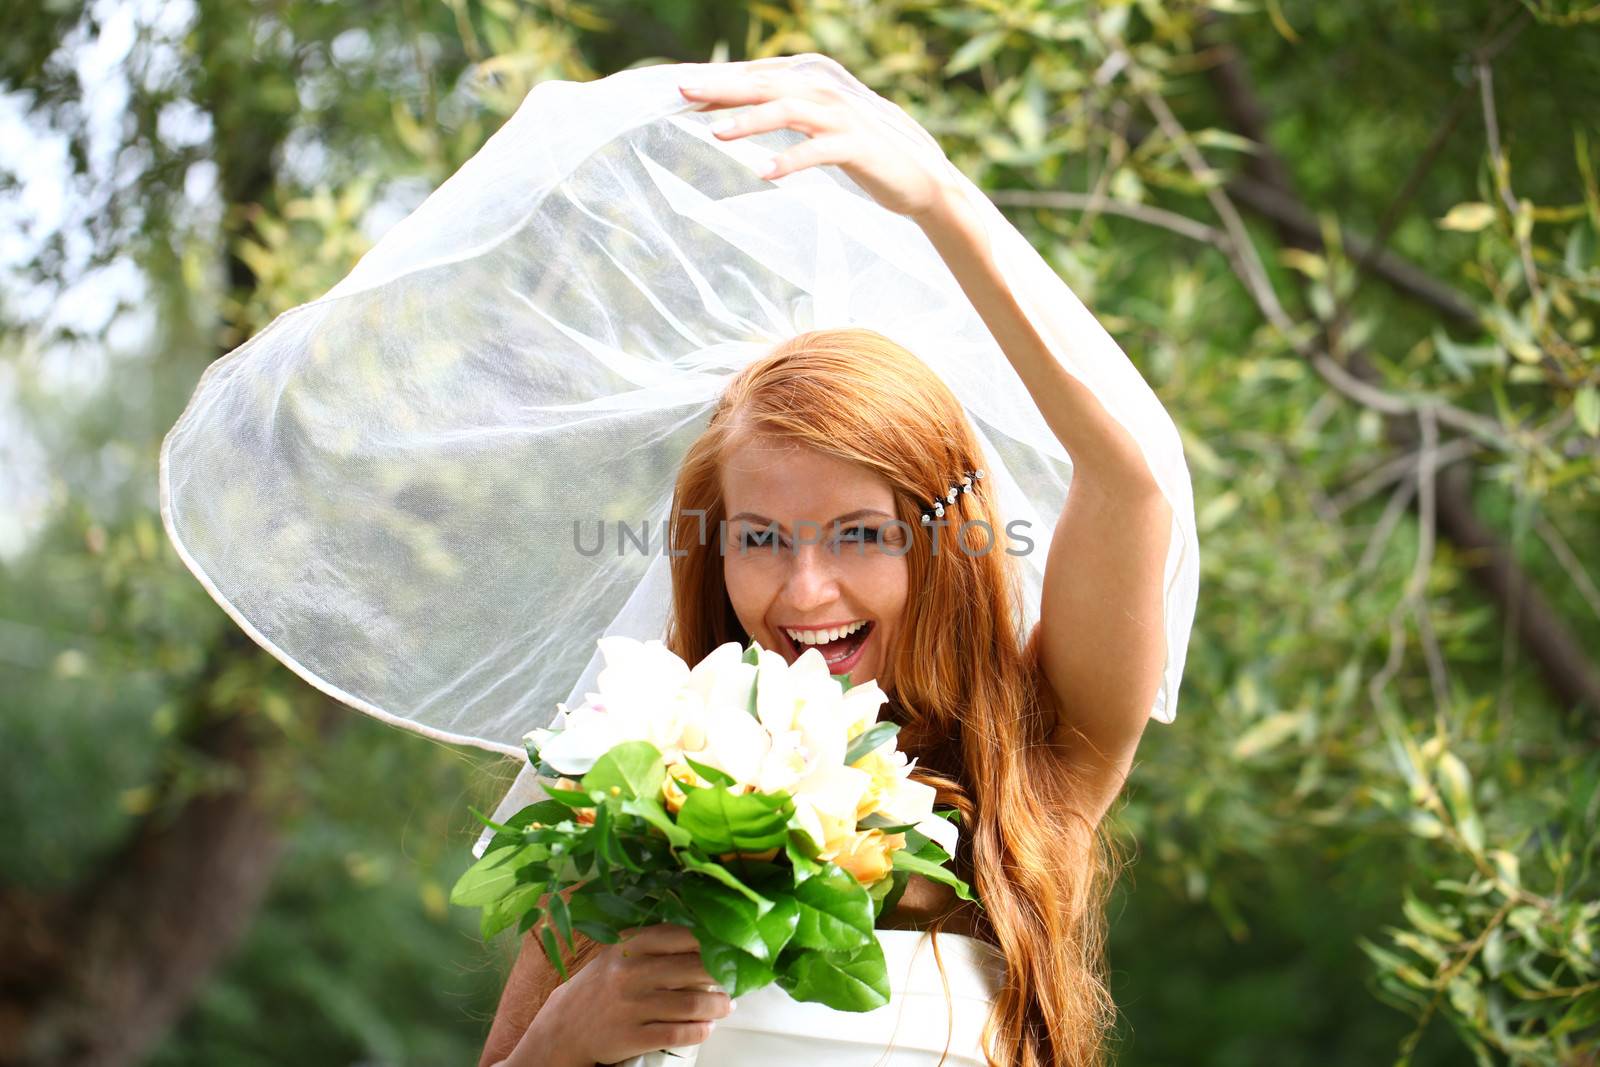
[709,118,735,135]
[755,159,778,178]
[679,82,703,95]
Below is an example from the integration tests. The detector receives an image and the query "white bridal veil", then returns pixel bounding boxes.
[157,53,1200,858]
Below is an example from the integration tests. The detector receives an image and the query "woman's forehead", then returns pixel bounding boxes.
[720,440,895,515]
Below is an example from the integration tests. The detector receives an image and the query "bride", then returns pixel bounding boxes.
[476,61,1178,1067]
[157,47,1195,1067]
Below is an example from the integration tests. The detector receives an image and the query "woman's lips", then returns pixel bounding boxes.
[776,622,873,672]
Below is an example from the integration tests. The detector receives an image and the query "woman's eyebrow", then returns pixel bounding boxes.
[726,508,893,532]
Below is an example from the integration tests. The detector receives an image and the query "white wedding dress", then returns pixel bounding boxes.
[627,929,1006,1066]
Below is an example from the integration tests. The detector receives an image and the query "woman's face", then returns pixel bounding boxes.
[720,437,909,691]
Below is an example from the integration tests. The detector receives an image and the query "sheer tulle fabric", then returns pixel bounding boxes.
[156,53,1199,860]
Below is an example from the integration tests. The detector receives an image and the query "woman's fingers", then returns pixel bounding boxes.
[679,67,847,113]
[636,950,719,991]
[642,988,735,1023]
[617,923,701,956]
[637,1020,718,1049]
[710,97,839,140]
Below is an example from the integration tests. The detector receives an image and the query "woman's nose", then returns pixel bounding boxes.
[781,545,842,609]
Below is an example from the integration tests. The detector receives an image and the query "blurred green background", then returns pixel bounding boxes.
[2,0,1597,1064]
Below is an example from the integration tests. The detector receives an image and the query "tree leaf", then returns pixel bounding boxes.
[1439,202,1496,231]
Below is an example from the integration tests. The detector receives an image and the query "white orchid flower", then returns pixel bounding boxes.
[688,697,772,786]
[873,771,960,857]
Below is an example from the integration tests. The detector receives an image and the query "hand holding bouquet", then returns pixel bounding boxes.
[451,636,974,1016]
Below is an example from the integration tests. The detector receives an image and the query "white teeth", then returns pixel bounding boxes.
[784,619,869,645]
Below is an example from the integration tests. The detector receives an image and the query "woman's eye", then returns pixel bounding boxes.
[740,530,778,549]
[839,526,881,543]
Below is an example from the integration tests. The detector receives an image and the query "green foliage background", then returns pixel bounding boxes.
[1,0,1596,1064]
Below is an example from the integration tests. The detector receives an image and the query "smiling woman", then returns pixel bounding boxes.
[720,440,908,687]
[596,324,1135,1067]
[155,49,1198,1067]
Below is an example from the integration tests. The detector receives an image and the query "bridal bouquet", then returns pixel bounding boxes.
[451,636,973,1012]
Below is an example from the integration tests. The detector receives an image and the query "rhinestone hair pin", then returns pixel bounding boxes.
[919,468,984,525]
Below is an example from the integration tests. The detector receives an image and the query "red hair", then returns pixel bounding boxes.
[664,327,1129,1066]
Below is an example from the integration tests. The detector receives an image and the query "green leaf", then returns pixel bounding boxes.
[582,740,666,801]
[791,864,875,951]
[593,804,645,874]
[540,924,569,981]
[571,920,621,944]
[681,851,775,912]
[909,833,950,865]
[1435,751,1483,855]
[684,757,737,788]
[1230,710,1309,761]
[1482,925,1507,979]
[480,881,544,940]
[830,671,855,691]
[776,936,891,1011]
[891,848,973,901]
[1402,887,1463,943]
[543,786,598,807]
[1438,201,1496,231]
[574,889,652,927]
[619,794,692,847]
[451,843,542,907]
[697,934,777,997]
[1575,385,1600,437]
[844,722,900,765]
[483,800,573,853]
[548,889,574,952]
[945,30,1007,76]
[753,893,800,962]
[681,878,772,961]
[466,805,522,836]
[785,828,824,879]
[677,786,793,854]
[872,870,911,920]
[742,641,761,666]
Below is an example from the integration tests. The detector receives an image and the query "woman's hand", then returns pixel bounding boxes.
[677,58,958,222]
[506,923,734,1067]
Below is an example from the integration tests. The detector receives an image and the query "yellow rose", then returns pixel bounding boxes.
[850,749,900,821]
[826,828,905,886]
[661,761,703,814]
[661,760,754,814]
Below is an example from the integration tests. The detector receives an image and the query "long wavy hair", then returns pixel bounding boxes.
[660,327,1130,1067]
